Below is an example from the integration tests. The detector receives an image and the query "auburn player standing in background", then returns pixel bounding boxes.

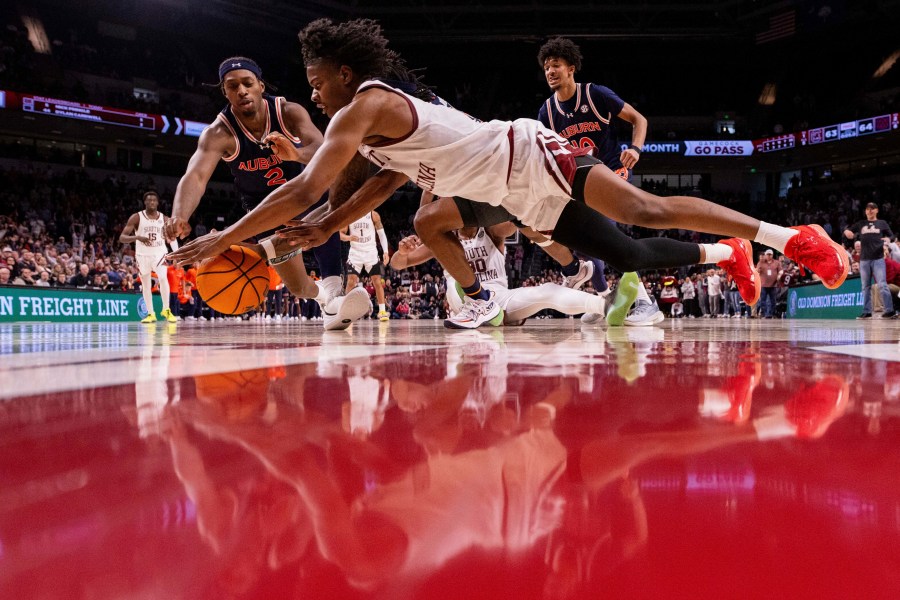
[537,37,664,327]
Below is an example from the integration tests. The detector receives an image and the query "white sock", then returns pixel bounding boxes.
[635,282,651,303]
[754,222,798,254]
[316,275,342,304]
[700,243,733,264]
[379,303,386,312]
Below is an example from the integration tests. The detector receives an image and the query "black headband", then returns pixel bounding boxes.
[219,59,262,82]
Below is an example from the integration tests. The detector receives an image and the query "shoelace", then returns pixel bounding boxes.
[457,299,491,322]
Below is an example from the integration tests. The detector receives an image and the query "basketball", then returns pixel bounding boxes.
[196,245,270,315]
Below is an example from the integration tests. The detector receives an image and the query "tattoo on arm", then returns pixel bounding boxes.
[329,154,373,210]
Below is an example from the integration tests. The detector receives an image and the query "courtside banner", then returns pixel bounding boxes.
[683,140,755,156]
[786,278,863,320]
[0,285,163,322]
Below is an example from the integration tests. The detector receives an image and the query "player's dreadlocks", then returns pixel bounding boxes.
[379,50,436,102]
[537,37,583,72]
[299,18,392,81]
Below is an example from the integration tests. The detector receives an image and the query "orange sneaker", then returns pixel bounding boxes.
[785,375,850,439]
[783,225,850,289]
[716,238,761,306]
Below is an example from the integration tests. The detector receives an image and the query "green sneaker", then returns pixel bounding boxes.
[606,272,640,326]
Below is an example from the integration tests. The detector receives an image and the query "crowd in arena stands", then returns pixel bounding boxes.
[2,160,899,321]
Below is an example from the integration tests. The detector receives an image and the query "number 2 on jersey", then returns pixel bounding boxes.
[264,167,287,187]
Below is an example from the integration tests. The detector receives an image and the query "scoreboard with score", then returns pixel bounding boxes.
[1,90,208,137]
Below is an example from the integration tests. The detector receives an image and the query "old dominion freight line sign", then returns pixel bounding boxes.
[786,278,863,319]
[0,285,163,322]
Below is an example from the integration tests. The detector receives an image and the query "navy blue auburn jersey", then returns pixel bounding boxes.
[538,83,625,169]
[218,95,305,206]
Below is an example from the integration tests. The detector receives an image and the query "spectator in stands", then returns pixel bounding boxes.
[35,270,51,287]
[68,263,91,288]
[756,249,781,319]
[884,245,900,313]
[0,267,10,285]
[843,202,895,319]
[680,275,697,317]
[13,268,36,286]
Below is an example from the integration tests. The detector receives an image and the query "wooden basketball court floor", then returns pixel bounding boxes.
[1,318,899,599]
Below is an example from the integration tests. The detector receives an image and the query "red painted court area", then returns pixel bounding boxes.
[1,319,899,599]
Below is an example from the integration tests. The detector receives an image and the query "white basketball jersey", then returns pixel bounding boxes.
[355,81,512,205]
[444,228,508,289]
[355,81,578,231]
[136,211,166,255]
[347,213,378,266]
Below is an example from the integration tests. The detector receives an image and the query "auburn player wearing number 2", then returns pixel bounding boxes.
[168,57,370,330]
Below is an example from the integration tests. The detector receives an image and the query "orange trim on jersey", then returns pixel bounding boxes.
[552,83,582,117]
[544,99,556,131]
[584,83,611,124]
[356,82,418,148]
[229,98,271,146]
[216,114,241,162]
[274,97,302,144]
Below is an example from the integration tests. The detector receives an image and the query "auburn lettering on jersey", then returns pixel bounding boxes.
[218,95,305,206]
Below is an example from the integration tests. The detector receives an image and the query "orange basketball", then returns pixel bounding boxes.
[196,245,270,315]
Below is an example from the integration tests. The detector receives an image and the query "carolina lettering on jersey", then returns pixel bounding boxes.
[416,162,437,191]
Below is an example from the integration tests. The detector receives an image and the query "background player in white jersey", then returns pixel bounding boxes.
[119,191,179,323]
[390,224,608,327]
[341,210,391,320]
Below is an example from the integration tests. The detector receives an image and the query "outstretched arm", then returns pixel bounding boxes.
[275,169,409,250]
[167,101,375,265]
[167,124,230,240]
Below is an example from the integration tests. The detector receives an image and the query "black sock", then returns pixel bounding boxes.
[561,259,580,277]
[462,281,489,301]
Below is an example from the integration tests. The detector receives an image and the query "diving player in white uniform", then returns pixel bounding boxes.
[341,210,391,321]
[120,191,179,323]
[390,223,606,327]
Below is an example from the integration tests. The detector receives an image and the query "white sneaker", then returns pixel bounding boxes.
[579,293,607,325]
[625,299,664,327]
[323,287,371,331]
[581,312,604,324]
[444,292,504,329]
[563,260,594,290]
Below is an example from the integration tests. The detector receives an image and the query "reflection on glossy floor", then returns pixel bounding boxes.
[1,319,899,599]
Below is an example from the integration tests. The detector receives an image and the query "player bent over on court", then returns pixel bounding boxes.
[120,191,179,323]
[168,19,849,332]
[164,56,369,330]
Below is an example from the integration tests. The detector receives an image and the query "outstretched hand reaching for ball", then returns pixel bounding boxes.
[167,230,232,267]
[263,131,302,163]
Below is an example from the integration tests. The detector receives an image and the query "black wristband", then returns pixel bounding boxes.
[628,144,642,153]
